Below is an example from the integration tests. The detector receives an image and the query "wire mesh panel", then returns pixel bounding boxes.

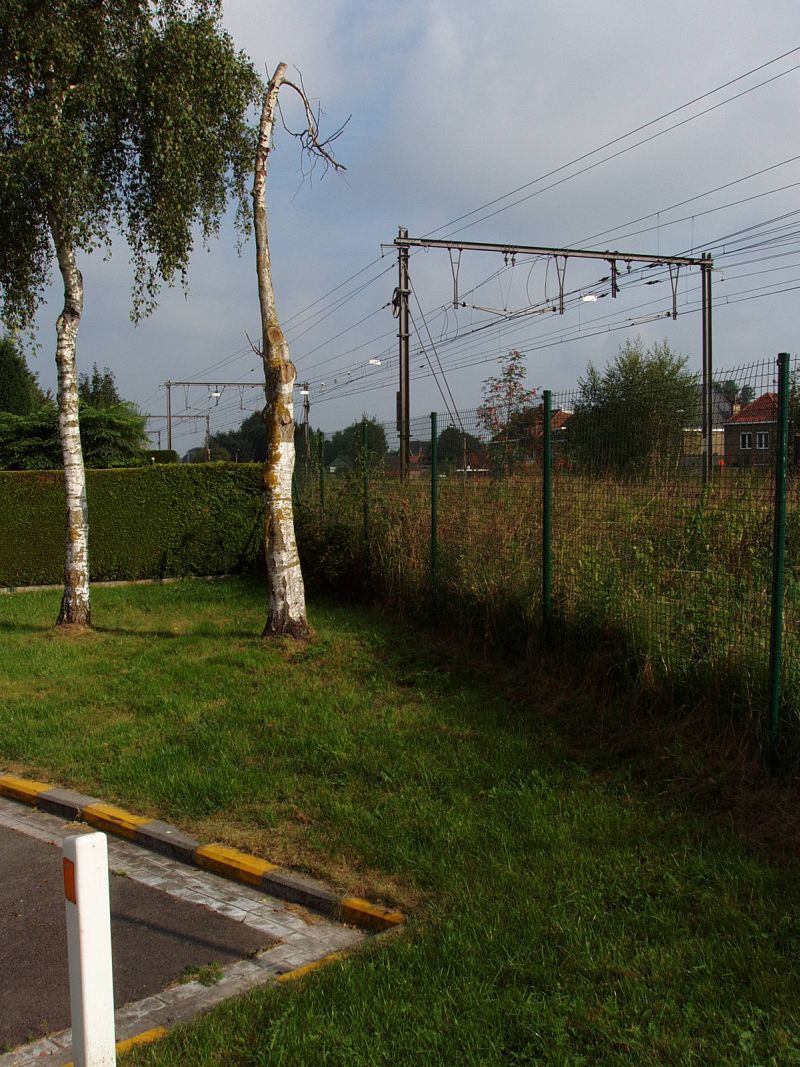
[782,354,800,734]
[432,406,542,648]
[291,353,800,744]
[552,359,778,728]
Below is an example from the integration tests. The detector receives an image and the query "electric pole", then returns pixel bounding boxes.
[166,380,172,452]
[302,382,310,463]
[392,232,714,482]
[701,253,713,482]
[397,226,410,479]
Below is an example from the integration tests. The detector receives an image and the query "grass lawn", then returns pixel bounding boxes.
[2,577,800,1065]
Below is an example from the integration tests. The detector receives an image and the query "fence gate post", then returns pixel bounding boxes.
[542,390,553,644]
[431,412,438,620]
[63,832,116,1066]
[363,419,370,568]
[318,430,325,518]
[767,352,790,762]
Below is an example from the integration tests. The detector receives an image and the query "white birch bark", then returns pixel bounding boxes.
[50,215,91,626]
[254,62,310,639]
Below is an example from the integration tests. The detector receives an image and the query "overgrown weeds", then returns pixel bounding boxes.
[295,467,797,761]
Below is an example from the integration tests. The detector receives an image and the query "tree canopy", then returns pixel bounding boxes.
[477,349,538,472]
[0,401,147,469]
[211,410,267,463]
[0,334,47,414]
[477,350,537,439]
[78,364,124,409]
[0,0,262,331]
[324,417,387,467]
[566,338,699,476]
[0,0,262,625]
[437,425,484,469]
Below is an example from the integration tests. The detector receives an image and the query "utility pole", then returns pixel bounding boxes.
[205,412,211,462]
[396,226,410,479]
[144,413,206,456]
[166,380,172,452]
[162,379,266,459]
[302,382,310,463]
[392,232,713,481]
[701,253,714,482]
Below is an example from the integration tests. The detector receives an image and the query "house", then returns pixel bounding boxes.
[681,427,724,464]
[327,453,353,474]
[384,441,431,478]
[723,392,777,468]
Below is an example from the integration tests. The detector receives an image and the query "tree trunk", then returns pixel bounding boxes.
[50,215,91,627]
[254,63,310,639]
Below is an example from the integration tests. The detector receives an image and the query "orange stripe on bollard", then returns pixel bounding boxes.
[63,857,76,904]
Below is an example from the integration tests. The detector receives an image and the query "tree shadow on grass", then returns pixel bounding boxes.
[0,620,254,641]
[91,624,259,641]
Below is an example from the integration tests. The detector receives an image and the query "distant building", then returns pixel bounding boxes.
[723,393,777,468]
[327,453,354,474]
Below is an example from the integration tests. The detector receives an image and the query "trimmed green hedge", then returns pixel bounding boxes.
[0,464,263,587]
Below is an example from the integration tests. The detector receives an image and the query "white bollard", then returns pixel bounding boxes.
[63,833,116,1067]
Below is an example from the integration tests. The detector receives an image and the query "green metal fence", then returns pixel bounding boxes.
[295,355,797,757]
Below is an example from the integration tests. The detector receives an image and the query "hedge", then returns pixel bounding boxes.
[0,464,264,587]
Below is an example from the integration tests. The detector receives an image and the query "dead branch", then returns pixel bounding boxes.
[281,74,348,175]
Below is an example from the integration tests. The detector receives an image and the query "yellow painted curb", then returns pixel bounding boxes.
[63,1025,169,1065]
[339,896,406,931]
[83,802,151,839]
[0,773,53,804]
[115,1026,170,1056]
[195,843,279,885]
[276,951,344,983]
[0,773,409,935]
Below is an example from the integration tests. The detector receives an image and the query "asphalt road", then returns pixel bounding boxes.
[0,825,272,1051]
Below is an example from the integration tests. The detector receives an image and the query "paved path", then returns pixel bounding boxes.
[0,798,366,1066]
[1,826,271,1050]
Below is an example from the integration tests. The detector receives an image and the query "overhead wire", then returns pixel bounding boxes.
[168,47,800,425]
[286,55,800,401]
[312,208,800,402]
[409,281,463,428]
[299,155,800,399]
[427,46,800,238]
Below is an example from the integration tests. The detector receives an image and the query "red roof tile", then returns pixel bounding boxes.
[727,392,777,424]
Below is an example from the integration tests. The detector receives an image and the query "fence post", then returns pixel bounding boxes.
[318,430,325,518]
[542,390,553,644]
[431,412,438,620]
[767,352,790,762]
[63,832,116,1067]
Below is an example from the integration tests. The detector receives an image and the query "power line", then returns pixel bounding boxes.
[427,46,800,238]
[298,162,800,397]
[313,216,800,403]
[184,61,800,409]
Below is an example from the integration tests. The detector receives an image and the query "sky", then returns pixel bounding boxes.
[26,0,800,455]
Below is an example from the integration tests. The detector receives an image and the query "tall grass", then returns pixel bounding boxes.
[294,466,798,753]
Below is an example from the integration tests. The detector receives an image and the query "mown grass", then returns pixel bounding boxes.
[2,578,800,1065]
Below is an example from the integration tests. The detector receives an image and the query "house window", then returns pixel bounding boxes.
[740,432,752,450]
[756,431,770,450]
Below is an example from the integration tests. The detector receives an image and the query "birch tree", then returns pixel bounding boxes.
[253,63,345,638]
[0,0,260,626]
